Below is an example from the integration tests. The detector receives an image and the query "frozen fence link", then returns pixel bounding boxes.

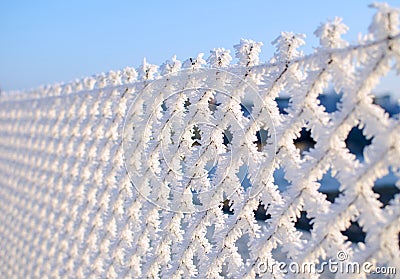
[207,48,232,68]
[314,17,349,48]
[0,3,400,279]
[234,38,263,66]
[160,55,182,75]
[138,57,159,80]
[182,53,207,69]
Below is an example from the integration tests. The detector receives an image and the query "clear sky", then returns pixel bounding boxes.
[0,0,399,96]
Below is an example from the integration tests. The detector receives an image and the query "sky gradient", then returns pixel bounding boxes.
[1,0,399,96]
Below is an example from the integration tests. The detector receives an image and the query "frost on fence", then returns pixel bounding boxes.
[0,3,400,279]
[122,68,276,214]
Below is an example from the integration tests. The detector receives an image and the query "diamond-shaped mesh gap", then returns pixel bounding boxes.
[274,86,290,114]
[273,167,291,192]
[254,128,271,152]
[276,97,290,115]
[206,163,217,181]
[254,202,271,221]
[236,233,250,263]
[208,97,219,115]
[294,211,314,232]
[317,93,342,113]
[193,255,200,270]
[191,190,203,206]
[222,199,234,215]
[372,65,400,118]
[206,224,217,246]
[237,164,251,190]
[373,95,400,118]
[345,126,373,162]
[191,125,201,146]
[220,263,228,278]
[240,102,253,118]
[373,169,400,207]
[271,244,288,263]
[317,169,341,203]
[223,127,233,148]
[161,101,168,111]
[293,128,316,157]
[184,98,191,110]
[341,221,366,243]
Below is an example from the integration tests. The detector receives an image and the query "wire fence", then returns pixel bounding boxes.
[0,3,399,278]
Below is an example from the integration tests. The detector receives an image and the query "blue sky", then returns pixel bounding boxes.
[0,0,399,95]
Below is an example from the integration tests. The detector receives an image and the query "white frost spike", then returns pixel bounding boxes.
[272,32,305,61]
[369,2,400,39]
[234,38,263,66]
[314,17,349,48]
[207,48,232,68]
[64,83,72,93]
[83,76,96,90]
[182,53,206,69]
[160,55,182,75]
[96,73,107,88]
[72,79,83,91]
[137,58,159,80]
[108,70,122,86]
[122,66,138,83]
